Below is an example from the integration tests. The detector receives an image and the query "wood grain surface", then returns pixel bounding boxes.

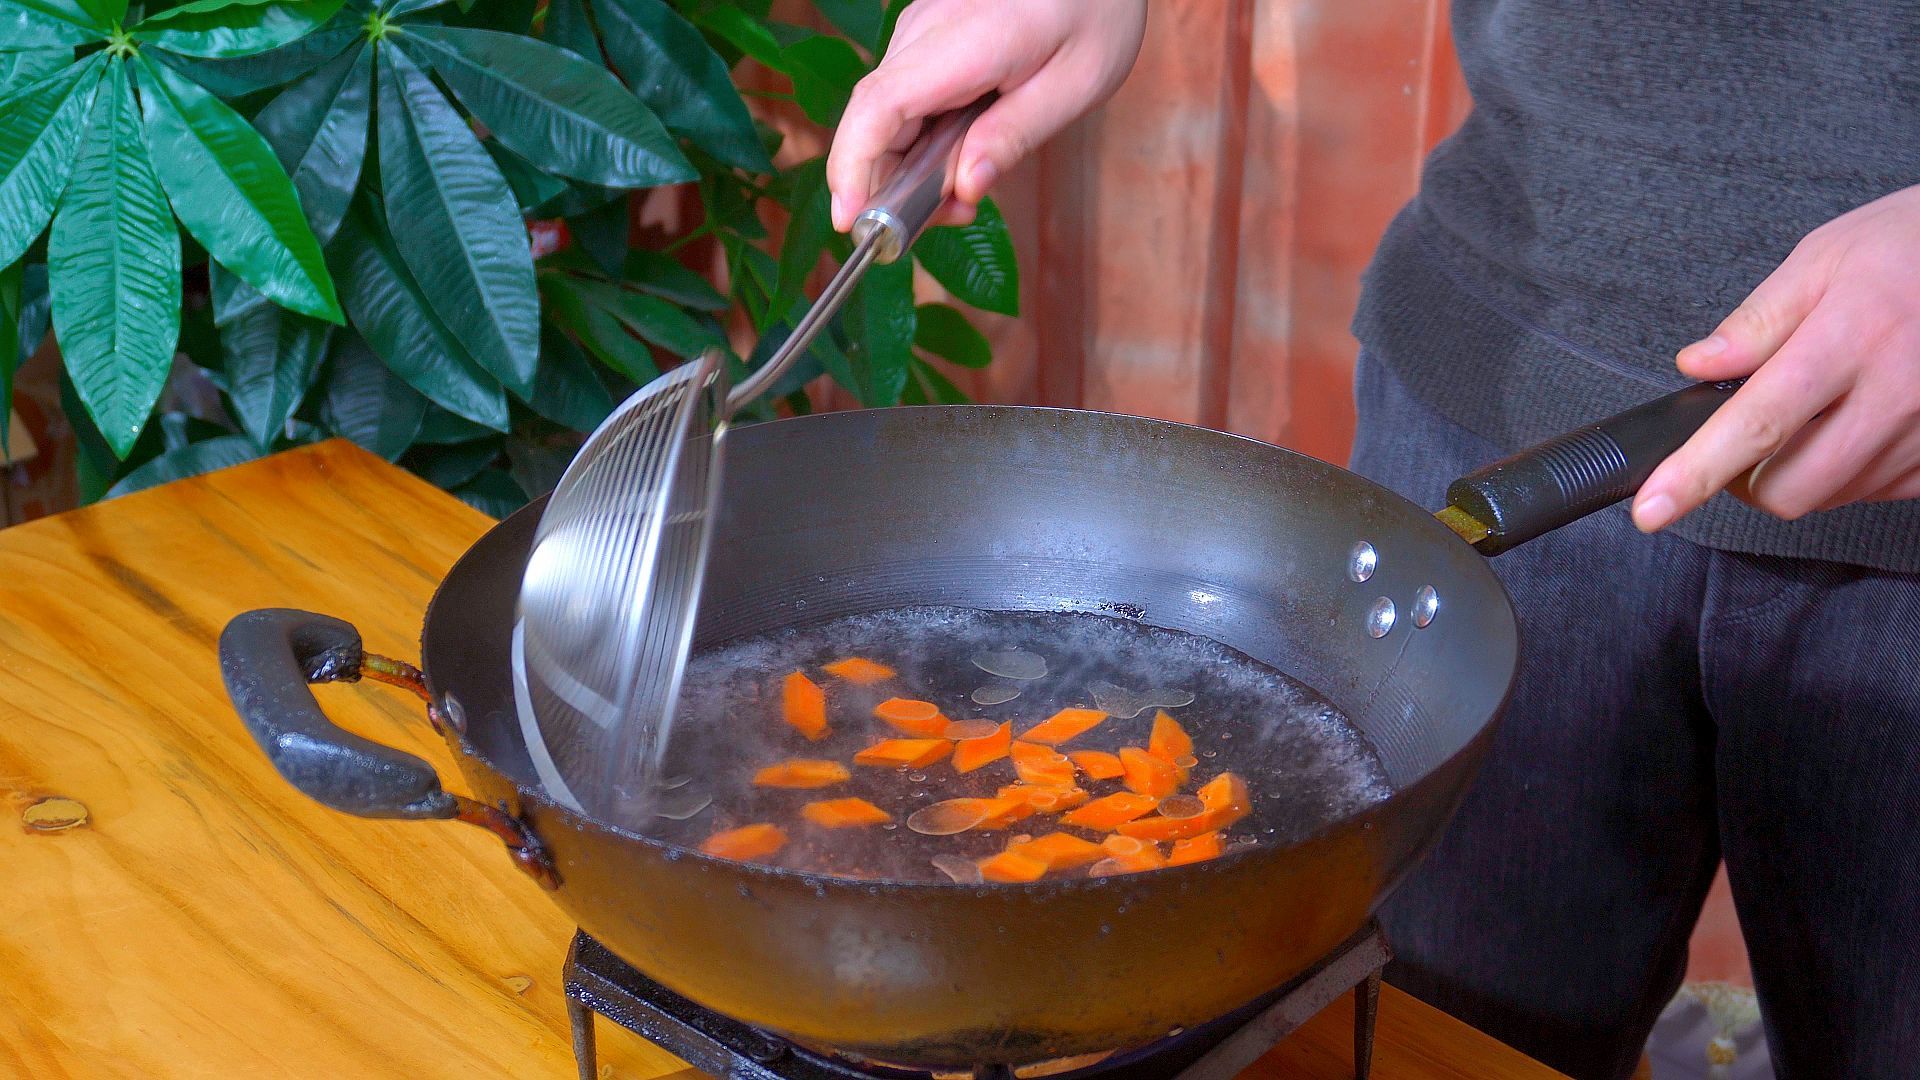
[0,441,1561,1079]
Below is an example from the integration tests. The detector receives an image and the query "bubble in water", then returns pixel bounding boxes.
[1157,794,1206,819]
[972,649,1047,680]
[907,772,927,783]
[946,718,1001,738]
[908,799,991,835]
[1174,754,1199,769]
[652,787,713,821]
[882,822,899,831]
[1086,858,1128,878]
[1201,750,1218,759]
[931,854,983,884]
[1088,681,1196,719]
[971,684,1023,705]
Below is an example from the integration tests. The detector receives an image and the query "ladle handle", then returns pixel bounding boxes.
[852,95,994,264]
[1444,379,1745,556]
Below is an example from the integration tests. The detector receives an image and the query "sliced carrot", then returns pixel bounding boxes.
[998,783,1091,812]
[1119,746,1182,798]
[1197,771,1252,830]
[823,657,896,685]
[952,721,1013,773]
[801,797,892,829]
[1113,812,1216,843]
[1007,832,1106,870]
[752,759,851,789]
[781,671,829,741]
[1060,791,1161,831]
[1068,749,1125,781]
[853,737,953,769]
[1019,707,1107,746]
[1010,740,1076,787]
[1168,831,1225,866]
[873,697,950,737]
[1147,710,1194,764]
[978,849,1051,883]
[975,794,1038,830]
[1090,846,1167,876]
[1101,834,1151,857]
[700,823,787,860]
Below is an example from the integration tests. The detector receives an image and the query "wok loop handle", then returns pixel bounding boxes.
[852,95,994,263]
[1444,379,1744,556]
[219,609,557,889]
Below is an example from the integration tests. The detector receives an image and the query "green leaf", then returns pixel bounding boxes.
[913,302,990,367]
[622,247,726,312]
[50,59,181,459]
[319,333,427,460]
[385,0,453,15]
[876,0,909,54]
[412,437,498,485]
[694,6,784,69]
[451,466,526,517]
[521,323,614,431]
[0,261,20,457]
[781,33,863,127]
[540,0,599,63]
[840,256,913,406]
[0,50,73,96]
[504,438,571,498]
[0,56,107,269]
[157,18,360,98]
[253,41,370,250]
[909,356,970,404]
[540,270,718,379]
[134,0,347,60]
[375,43,539,394]
[135,55,342,323]
[485,137,569,212]
[2,0,106,45]
[812,0,885,52]
[775,156,830,309]
[400,27,693,189]
[568,195,628,276]
[597,0,771,173]
[914,195,1019,315]
[440,0,534,33]
[215,270,331,445]
[105,434,260,497]
[415,404,497,444]
[327,197,509,429]
[75,0,124,29]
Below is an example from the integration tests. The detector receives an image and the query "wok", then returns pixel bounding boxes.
[219,382,1735,1067]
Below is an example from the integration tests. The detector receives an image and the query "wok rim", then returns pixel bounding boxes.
[424,403,1518,893]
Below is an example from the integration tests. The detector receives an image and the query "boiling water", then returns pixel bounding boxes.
[641,606,1393,881]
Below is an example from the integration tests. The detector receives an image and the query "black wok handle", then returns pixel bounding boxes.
[1444,379,1744,556]
[219,609,558,887]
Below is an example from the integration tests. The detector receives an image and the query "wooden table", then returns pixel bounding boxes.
[0,442,1564,1079]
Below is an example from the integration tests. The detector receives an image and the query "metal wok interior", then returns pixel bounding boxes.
[424,404,1519,1067]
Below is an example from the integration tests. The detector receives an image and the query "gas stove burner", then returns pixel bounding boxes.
[562,923,1387,1080]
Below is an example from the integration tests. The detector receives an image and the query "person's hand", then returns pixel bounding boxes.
[826,0,1147,231]
[1632,184,1920,532]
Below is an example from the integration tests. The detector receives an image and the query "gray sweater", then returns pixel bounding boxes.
[1352,0,1920,573]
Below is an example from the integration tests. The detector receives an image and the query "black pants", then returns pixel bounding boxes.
[1348,352,1920,1080]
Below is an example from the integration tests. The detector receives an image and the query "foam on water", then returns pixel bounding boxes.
[633,606,1393,882]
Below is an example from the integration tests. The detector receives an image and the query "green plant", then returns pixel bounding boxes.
[0,0,1019,514]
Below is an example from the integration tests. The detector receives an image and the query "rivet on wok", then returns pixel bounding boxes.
[1347,541,1378,583]
[1412,585,1439,628]
[1366,597,1396,638]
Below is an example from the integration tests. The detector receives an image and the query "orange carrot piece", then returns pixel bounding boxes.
[1060,792,1161,831]
[1113,812,1216,843]
[823,657,896,684]
[1068,750,1125,781]
[1010,740,1076,787]
[998,783,1090,812]
[1019,707,1107,746]
[853,738,953,769]
[781,671,829,741]
[1007,832,1106,870]
[975,794,1039,830]
[700,823,787,860]
[1168,831,1225,866]
[873,697,950,737]
[801,797,893,828]
[1147,710,1195,764]
[952,721,1013,772]
[978,849,1050,883]
[1197,771,1252,829]
[752,759,851,789]
[1101,834,1152,858]
[1094,847,1168,875]
[1119,746,1182,798]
